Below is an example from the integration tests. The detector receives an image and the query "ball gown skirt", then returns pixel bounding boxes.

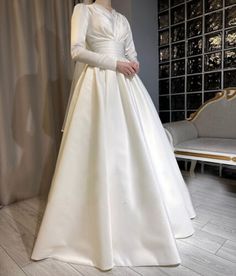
[31,3,196,271]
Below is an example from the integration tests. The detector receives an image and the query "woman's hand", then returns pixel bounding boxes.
[130,61,140,74]
[116,60,140,77]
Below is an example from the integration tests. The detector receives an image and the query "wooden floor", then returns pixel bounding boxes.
[0,172,236,276]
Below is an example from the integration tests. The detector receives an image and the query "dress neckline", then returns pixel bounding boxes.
[92,2,116,15]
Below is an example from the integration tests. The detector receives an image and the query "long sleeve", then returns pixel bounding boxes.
[124,17,139,63]
[71,4,117,71]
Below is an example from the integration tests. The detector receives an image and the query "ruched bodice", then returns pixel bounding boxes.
[70,3,138,71]
[86,3,128,49]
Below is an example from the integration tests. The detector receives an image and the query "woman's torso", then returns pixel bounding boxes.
[85,3,129,58]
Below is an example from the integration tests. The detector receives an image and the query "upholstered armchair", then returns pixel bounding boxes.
[163,88,236,175]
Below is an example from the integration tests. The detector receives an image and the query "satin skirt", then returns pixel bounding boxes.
[31,64,196,270]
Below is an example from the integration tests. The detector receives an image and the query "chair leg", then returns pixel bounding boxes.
[219,164,223,177]
[201,162,205,174]
[184,160,188,171]
[190,160,197,177]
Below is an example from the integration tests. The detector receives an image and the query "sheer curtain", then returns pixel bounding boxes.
[0,0,80,206]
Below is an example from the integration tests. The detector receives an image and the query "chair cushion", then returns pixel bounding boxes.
[175,137,236,155]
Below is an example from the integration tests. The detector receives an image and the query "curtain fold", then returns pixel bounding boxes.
[0,0,79,206]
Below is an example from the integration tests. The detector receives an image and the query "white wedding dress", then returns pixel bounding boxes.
[31,2,196,271]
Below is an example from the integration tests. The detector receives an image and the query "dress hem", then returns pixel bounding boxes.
[30,255,181,271]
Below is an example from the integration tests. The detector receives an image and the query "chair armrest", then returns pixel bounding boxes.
[163,120,198,147]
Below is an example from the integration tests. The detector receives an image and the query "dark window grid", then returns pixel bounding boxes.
[158,1,236,122]
[222,0,226,89]
[169,0,173,121]
[171,4,186,25]
[224,44,236,50]
[224,31,236,50]
[223,66,236,71]
[159,41,169,47]
[160,89,208,95]
[187,89,206,94]
[205,19,223,34]
[159,46,170,63]
[170,20,187,29]
[158,28,170,46]
[203,67,223,74]
[171,23,186,42]
[158,77,170,80]
[170,39,186,44]
[184,6,236,23]
[187,1,203,20]
[204,90,222,100]
[205,0,223,13]
[187,92,204,96]
[203,3,223,99]
[224,23,236,31]
[201,0,205,105]
[204,47,224,55]
[184,0,188,119]
[158,0,171,114]
[186,89,204,93]
[225,6,236,29]
[187,50,204,59]
[158,26,169,32]
[223,69,236,87]
[158,1,170,114]
[171,57,186,62]
[182,69,223,76]
[185,1,188,120]
[158,0,169,14]
[202,7,224,17]
[171,40,187,47]
[159,62,169,79]
[158,9,169,14]
[185,26,236,42]
[160,92,186,96]
[158,7,169,14]
[186,14,203,22]
[185,5,236,21]
[158,1,188,14]
[204,71,222,90]
[226,1,236,8]
[170,73,186,78]
[187,55,203,74]
[187,93,203,108]
[186,34,203,41]
[159,61,170,65]
[170,1,186,9]
[187,17,203,38]
[183,69,223,75]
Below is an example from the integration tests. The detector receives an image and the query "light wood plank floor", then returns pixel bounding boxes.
[0,172,236,276]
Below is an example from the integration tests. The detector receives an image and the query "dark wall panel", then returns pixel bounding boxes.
[158,0,236,123]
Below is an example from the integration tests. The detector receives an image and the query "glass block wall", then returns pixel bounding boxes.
[158,0,236,123]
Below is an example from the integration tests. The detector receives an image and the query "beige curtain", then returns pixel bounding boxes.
[0,0,81,206]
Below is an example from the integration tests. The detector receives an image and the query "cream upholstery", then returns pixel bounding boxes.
[176,138,236,155]
[164,121,198,147]
[193,96,236,139]
[163,89,236,174]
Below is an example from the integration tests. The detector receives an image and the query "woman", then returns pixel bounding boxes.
[31,0,196,271]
